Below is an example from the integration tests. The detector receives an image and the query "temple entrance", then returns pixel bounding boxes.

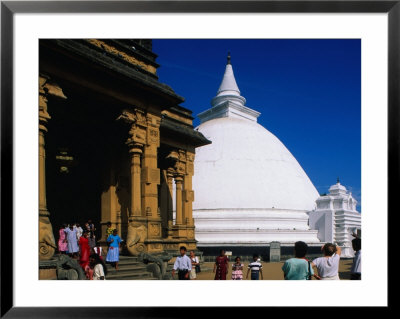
[45,82,127,237]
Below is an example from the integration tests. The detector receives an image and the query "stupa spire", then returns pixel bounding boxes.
[197,53,260,124]
[215,52,242,99]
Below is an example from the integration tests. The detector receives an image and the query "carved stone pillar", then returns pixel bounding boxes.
[38,75,66,260]
[175,175,184,225]
[183,152,195,228]
[142,114,162,253]
[118,109,148,256]
[128,144,143,217]
[166,168,174,238]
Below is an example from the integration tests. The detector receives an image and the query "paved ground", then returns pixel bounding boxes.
[192,259,353,280]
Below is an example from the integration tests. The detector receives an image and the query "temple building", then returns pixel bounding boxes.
[308,180,361,257]
[192,54,322,256]
[39,39,210,264]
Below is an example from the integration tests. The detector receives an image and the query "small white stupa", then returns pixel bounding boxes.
[192,53,321,248]
[308,179,361,257]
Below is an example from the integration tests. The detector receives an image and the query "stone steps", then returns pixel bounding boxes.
[105,256,155,280]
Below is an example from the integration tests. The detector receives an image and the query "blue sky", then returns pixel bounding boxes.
[153,39,361,208]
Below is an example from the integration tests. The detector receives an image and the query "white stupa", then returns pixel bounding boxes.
[308,179,361,257]
[192,54,321,247]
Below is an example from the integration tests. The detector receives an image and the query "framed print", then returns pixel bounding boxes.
[1,0,396,317]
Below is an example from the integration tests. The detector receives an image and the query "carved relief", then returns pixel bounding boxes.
[39,216,56,260]
[126,223,147,256]
[86,39,157,74]
[174,161,186,175]
[149,223,161,237]
[183,190,195,202]
[141,167,160,184]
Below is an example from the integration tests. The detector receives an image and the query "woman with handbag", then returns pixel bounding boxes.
[189,250,200,280]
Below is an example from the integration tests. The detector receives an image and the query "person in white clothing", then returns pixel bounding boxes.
[311,243,341,280]
[171,246,192,280]
[189,250,199,280]
[89,254,107,280]
[75,223,83,241]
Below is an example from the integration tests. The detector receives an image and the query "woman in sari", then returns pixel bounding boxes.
[213,249,229,280]
[57,224,68,254]
[78,231,91,278]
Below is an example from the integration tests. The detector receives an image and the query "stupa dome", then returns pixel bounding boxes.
[193,117,319,211]
[192,54,321,246]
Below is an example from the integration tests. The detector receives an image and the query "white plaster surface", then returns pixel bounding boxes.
[193,117,320,211]
[192,59,321,246]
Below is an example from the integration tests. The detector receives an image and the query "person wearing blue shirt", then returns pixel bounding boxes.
[106,229,122,270]
[282,241,314,280]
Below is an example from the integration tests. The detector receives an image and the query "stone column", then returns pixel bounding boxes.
[166,169,174,238]
[183,152,195,228]
[129,144,143,217]
[38,75,66,260]
[142,114,162,252]
[118,109,148,256]
[175,175,184,225]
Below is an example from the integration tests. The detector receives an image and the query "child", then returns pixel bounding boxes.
[350,236,361,280]
[105,221,115,241]
[246,254,263,280]
[231,256,244,280]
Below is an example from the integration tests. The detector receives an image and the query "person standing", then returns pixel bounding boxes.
[105,221,115,240]
[64,224,79,257]
[88,231,96,250]
[93,242,104,261]
[89,254,107,280]
[350,236,361,280]
[75,223,83,242]
[246,254,263,280]
[106,229,122,270]
[282,241,314,280]
[57,224,68,255]
[231,256,244,280]
[189,250,199,280]
[172,246,192,280]
[213,249,229,280]
[311,243,341,280]
[78,231,91,269]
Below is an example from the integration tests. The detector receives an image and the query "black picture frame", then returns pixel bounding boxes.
[1,0,395,317]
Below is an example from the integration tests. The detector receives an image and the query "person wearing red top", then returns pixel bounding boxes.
[78,231,91,278]
[213,249,229,280]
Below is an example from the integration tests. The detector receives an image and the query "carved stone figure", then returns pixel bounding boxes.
[39,216,56,260]
[139,252,172,280]
[126,223,147,255]
[55,254,86,280]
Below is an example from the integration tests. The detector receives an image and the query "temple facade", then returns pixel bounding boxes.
[39,39,210,262]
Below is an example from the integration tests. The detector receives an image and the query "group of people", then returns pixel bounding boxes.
[213,250,264,280]
[282,235,361,280]
[171,247,200,280]
[57,220,124,279]
[172,247,265,280]
[57,220,98,257]
[172,235,361,281]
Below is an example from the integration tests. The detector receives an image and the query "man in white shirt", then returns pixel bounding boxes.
[172,246,192,280]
